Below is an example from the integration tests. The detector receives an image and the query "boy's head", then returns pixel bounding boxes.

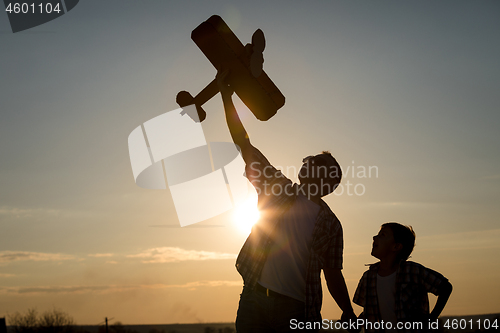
[298,151,342,196]
[372,222,416,262]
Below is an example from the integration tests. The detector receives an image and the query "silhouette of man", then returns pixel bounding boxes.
[217,70,356,332]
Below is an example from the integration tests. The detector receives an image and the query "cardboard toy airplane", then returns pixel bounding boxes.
[176,15,285,122]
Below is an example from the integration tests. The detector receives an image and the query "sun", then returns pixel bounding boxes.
[233,194,260,235]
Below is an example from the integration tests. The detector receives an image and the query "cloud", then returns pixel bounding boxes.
[0,281,242,295]
[127,247,237,263]
[369,201,428,207]
[479,174,500,181]
[88,253,114,258]
[0,273,15,278]
[0,206,94,221]
[173,281,241,289]
[0,206,61,219]
[417,228,500,252]
[6,285,111,294]
[0,248,237,265]
[0,251,75,263]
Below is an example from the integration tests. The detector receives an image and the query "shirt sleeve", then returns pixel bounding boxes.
[419,265,448,296]
[322,218,344,269]
[244,146,293,209]
[353,272,368,307]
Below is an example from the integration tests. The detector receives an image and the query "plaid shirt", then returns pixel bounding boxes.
[235,147,343,322]
[353,261,448,332]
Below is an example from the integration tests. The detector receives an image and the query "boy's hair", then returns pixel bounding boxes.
[382,222,416,261]
[320,151,342,190]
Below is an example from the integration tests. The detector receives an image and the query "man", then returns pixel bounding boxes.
[217,70,356,332]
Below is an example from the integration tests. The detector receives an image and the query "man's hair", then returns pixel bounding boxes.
[321,151,342,191]
[382,222,416,261]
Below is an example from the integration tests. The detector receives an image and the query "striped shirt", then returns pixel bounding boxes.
[235,147,343,322]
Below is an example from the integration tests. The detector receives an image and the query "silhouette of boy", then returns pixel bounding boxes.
[353,223,453,332]
[217,70,356,333]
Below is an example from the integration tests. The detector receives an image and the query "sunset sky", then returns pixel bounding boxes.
[1,0,499,325]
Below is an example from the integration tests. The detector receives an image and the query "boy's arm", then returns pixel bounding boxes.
[430,280,453,321]
[217,70,254,164]
[324,268,357,321]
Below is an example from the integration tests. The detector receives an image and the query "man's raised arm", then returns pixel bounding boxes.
[216,70,254,164]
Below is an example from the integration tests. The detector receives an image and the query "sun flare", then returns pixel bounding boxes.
[233,195,260,235]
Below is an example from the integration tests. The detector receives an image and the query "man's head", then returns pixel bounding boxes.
[298,151,342,197]
[372,222,415,262]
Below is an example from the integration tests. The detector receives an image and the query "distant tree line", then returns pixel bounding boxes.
[7,309,237,333]
[7,309,76,333]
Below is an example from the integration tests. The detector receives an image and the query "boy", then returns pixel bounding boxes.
[353,223,452,332]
